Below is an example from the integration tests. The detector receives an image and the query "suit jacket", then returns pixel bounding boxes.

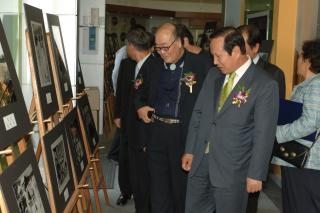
[135,50,213,149]
[126,54,155,150]
[185,63,279,188]
[114,58,136,135]
[257,58,286,99]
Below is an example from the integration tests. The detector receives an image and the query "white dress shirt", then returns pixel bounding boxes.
[252,54,260,65]
[223,57,252,89]
[112,46,127,93]
[135,53,151,79]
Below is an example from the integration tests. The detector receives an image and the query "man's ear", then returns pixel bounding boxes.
[231,46,241,57]
[253,43,260,54]
[183,37,189,46]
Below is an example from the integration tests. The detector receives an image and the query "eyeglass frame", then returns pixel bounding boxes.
[154,38,176,52]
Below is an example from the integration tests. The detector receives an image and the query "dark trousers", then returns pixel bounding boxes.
[281,166,320,213]
[107,128,120,162]
[128,146,150,213]
[246,192,259,213]
[186,155,248,213]
[118,133,132,197]
[148,120,187,213]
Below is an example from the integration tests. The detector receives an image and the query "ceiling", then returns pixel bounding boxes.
[148,0,221,3]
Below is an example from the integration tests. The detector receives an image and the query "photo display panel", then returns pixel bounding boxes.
[47,14,73,103]
[0,18,32,149]
[0,147,51,213]
[24,4,58,119]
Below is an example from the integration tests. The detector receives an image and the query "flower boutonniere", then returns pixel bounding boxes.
[232,85,251,107]
[181,72,196,93]
[134,76,143,90]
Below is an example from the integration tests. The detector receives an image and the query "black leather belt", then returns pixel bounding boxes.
[152,114,181,124]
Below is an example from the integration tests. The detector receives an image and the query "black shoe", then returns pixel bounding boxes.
[116,194,130,206]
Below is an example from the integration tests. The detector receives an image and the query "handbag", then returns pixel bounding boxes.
[273,134,319,168]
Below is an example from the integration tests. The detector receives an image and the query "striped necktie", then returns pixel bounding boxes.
[217,72,236,112]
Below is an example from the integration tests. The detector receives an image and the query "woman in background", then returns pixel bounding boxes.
[272,39,320,213]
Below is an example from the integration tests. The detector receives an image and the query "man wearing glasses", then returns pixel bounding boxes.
[135,23,212,213]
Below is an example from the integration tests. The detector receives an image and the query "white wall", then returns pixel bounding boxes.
[295,0,318,52]
[79,0,105,134]
[107,0,222,13]
[224,0,241,27]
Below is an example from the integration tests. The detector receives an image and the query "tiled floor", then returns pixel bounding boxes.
[96,163,282,213]
[99,132,282,213]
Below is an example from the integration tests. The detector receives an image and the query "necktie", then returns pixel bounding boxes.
[217,72,236,112]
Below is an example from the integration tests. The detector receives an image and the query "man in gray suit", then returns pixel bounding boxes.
[182,27,279,213]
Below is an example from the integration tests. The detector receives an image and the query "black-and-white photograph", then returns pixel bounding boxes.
[0,42,16,108]
[0,147,50,213]
[51,135,70,194]
[68,118,85,169]
[84,104,98,149]
[12,165,46,213]
[52,25,67,68]
[30,21,52,88]
[76,59,85,93]
[52,41,69,89]
[64,108,88,182]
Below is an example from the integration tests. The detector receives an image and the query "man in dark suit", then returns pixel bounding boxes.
[237,24,286,213]
[114,57,135,206]
[182,27,279,213]
[136,23,212,213]
[125,28,154,213]
[237,24,286,99]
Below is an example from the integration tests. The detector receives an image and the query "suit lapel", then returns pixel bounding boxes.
[213,74,225,114]
[179,51,192,102]
[217,64,255,116]
[136,54,152,78]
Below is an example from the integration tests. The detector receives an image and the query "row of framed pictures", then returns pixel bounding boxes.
[0,94,99,213]
[0,4,93,211]
[24,3,86,118]
[0,3,86,151]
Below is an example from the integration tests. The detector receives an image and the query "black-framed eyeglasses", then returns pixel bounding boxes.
[154,38,176,52]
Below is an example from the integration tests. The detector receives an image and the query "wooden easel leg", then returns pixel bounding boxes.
[89,166,102,213]
[93,153,110,206]
[76,195,84,213]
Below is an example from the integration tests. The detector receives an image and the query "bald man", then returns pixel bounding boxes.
[135,23,212,213]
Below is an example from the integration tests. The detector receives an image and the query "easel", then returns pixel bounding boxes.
[76,91,111,213]
[25,30,86,213]
[46,31,110,212]
[0,136,34,213]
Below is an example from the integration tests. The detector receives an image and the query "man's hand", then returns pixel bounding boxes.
[114,118,121,128]
[182,153,193,171]
[137,106,155,123]
[246,177,262,193]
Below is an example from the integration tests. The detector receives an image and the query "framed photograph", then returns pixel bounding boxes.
[0,18,32,149]
[77,94,98,154]
[47,14,73,103]
[43,119,75,212]
[64,108,88,182]
[0,147,51,213]
[76,58,85,94]
[246,10,270,40]
[24,4,58,119]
